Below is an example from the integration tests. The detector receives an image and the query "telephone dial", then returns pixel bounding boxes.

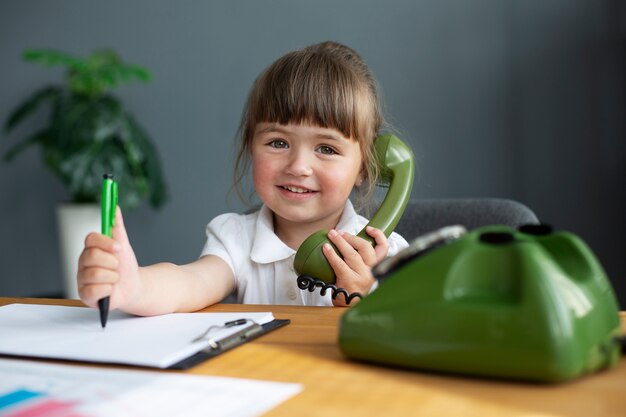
[293,134,414,302]
[339,223,623,382]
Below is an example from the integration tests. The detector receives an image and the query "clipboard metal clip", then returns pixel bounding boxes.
[192,318,249,343]
[192,318,263,350]
[203,322,264,351]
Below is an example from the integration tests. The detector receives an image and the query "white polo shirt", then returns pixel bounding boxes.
[200,200,408,305]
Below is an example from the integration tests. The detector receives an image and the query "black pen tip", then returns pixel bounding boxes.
[98,297,110,329]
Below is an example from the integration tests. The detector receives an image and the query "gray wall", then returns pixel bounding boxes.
[1,1,624,306]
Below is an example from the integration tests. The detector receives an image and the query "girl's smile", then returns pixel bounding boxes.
[277,184,318,200]
[251,122,363,243]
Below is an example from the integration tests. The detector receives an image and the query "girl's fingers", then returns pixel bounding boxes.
[83,207,127,253]
[328,228,388,267]
[77,207,135,311]
[112,206,131,246]
[77,263,118,308]
[78,266,119,285]
[84,232,121,252]
[327,230,367,269]
[78,283,114,308]
[365,226,390,262]
[79,247,119,270]
[322,243,354,277]
[323,241,376,304]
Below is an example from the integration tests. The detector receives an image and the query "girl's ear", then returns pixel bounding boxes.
[355,171,365,187]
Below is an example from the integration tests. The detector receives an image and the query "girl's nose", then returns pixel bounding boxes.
[285,150,313,176]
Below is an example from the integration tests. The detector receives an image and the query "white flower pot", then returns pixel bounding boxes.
[56,204,100,299]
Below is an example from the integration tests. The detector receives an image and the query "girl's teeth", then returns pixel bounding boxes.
[283,186,309,193]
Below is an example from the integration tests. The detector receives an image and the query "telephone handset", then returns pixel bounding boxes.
[293,134,414,295]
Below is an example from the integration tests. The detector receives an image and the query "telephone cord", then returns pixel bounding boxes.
[296,275,362,305]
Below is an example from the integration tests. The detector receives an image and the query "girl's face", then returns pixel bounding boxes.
[251,122,363,237]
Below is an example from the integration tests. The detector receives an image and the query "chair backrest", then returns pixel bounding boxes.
[395,198,539,241]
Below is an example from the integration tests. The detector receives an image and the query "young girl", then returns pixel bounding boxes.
[77,41,409,314]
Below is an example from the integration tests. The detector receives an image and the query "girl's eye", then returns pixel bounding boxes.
[269,139,288,149]
[317,145,337,155]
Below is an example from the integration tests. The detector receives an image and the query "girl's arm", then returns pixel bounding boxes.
[78,207,235,316]
[123,256,235,315]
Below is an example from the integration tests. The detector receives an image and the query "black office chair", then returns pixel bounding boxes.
[395,198,539,241]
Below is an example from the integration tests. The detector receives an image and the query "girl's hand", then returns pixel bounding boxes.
[322,226,389,307]
[77,207,142,311]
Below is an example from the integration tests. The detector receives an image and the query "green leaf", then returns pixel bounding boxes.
[4,86,63,132]
[23,49,84,69]
[55,142,103,202]
[48,96,93,149]
[124,65,152,82]
[3,130,49,161]
[63,50,152,97]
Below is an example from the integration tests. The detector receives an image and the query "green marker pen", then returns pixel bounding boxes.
[99,174,117,329]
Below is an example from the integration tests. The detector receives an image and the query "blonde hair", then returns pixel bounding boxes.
[234,41,385,209]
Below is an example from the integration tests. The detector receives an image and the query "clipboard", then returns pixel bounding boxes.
[0,304,291,369]
[169,318,290,369]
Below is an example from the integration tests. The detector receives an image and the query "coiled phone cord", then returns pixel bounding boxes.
[296,275,363,305]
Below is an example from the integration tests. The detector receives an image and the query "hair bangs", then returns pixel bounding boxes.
[249,52,366,141]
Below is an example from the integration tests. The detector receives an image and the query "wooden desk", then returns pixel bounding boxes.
[2,297,625,417]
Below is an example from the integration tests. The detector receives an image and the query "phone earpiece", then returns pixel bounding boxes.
[293,134,414,286]
[293,230,335,283]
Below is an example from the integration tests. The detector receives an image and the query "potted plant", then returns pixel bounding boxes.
[3,48,168,298]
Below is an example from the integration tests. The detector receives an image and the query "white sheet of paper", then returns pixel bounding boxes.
[0,304,275,368]
[0,359,302,417]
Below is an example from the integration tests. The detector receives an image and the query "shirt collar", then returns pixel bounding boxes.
[250,200,359,264]
[335,199,359,234]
